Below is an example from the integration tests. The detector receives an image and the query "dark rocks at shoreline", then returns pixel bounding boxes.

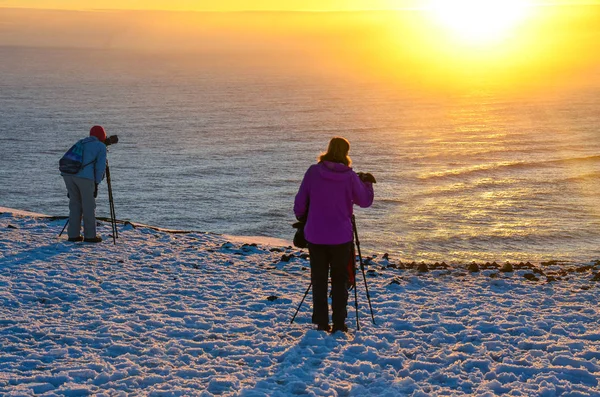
[403,262,417,270]
[513,262,536,271]
[500,263,514,273]
[342,254,599,285]
[541,260,560,266]
[468,263,480,273]
[523,273,539,282]
[431,262,449,270]
[400,261,449,271]
[417,263,429,273]
[479,262,500,270]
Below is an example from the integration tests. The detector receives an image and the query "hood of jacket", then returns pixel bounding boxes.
[317,161,353,181]
[80,136,101,144]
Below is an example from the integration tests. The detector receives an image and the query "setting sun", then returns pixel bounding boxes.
[427,0,531,43]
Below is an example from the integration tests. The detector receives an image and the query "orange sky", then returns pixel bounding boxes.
[0,0,400,11]
[1,1,598,93]
[1,0,599,11]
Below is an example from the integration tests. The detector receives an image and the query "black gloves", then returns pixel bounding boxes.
[296,215,307,223]
[94,183,98,198]
[357,172,377,184]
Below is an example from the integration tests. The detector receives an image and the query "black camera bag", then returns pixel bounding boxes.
[292,221,307,248]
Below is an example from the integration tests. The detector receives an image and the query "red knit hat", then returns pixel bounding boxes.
[90,125,107,142]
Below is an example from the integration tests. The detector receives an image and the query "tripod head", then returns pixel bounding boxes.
[104,135,119,146]
[357,172,376,184]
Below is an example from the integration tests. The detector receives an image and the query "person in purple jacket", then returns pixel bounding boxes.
[294,137,374,333]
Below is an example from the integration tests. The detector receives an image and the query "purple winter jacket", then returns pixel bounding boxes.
[294,161,374,245]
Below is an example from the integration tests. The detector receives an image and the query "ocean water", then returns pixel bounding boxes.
[1,46,599,262]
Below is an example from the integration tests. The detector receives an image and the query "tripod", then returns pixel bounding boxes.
[290,215,376,330]
[105,159,118,245]
[58,159,118,245]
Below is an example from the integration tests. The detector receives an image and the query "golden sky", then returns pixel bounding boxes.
[1,0,599,11]
[1,0,598,93]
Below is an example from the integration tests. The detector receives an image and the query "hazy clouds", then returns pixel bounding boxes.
[1,7,598,91]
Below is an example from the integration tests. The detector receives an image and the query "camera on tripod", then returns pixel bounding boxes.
[104,135,119,146]
[357,172,376,184]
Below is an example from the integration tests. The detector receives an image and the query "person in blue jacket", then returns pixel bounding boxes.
[61,126,107,243]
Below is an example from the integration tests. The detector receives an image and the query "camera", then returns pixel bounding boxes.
[104,135,119,146]
[357,172,376,183]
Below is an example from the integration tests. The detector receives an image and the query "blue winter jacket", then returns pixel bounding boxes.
[61,136,107,184]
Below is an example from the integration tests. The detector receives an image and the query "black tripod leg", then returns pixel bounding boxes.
[351,244,360,331]
[58,219,69,237]
[109,197,117,243]
[290,282,312,324]
[352,215,376,325]
[105,162,117,245]
[359,253,376,325]
[353,277,360,331]
[110,196,118,239]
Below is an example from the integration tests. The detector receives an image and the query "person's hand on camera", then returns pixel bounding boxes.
[357,172,376,184]
[94,183,98,198]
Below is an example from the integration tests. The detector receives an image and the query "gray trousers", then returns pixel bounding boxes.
[63,175,97,239]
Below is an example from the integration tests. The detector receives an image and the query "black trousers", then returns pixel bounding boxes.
[308,241,353,327]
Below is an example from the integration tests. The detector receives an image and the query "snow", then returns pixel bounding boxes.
[1,207,599,396]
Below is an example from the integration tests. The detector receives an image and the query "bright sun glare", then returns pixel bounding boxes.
[428,0,531,44]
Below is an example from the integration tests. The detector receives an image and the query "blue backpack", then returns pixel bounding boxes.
[59,139,93,174]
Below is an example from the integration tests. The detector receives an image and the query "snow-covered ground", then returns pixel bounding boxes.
[1,207,599,396]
